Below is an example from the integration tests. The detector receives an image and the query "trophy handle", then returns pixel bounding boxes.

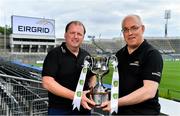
[90,56,93,71]
[83,55,91,67]
[110,55,118,63]
[106,56,110,67]
[84,55,91,62]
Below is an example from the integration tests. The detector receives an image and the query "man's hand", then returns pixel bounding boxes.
[100,100,111,112]
[81,90,96,110]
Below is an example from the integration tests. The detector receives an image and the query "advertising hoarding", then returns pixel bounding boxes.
[12,15,55,37]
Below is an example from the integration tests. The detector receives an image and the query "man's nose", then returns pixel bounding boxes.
[128,29,133,35]
[74,33,78,38]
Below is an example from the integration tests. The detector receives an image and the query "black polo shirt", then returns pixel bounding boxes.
[115,40,163,115]
[42,42,93,111]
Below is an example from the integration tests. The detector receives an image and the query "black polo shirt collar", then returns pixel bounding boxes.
[61,42,82,58]
[125,39,148,57]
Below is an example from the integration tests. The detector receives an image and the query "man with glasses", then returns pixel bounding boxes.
[101,14,163,115]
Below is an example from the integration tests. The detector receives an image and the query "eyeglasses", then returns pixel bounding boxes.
[121,25,142,33]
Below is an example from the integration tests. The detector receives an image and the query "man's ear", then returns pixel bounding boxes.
[142,25,145,33]
[64,33,67,39]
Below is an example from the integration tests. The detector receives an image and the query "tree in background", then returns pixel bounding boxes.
[0,26,12,35]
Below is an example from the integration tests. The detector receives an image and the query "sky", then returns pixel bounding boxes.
[1,0,180,40]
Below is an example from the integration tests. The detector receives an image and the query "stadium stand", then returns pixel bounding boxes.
[1,34,180,62]
[169,39,180,53]
[81,42,97,55]
[0,58,47,115]
[147,39,175,54]
[91,39,122,54]
[145,37,180,54]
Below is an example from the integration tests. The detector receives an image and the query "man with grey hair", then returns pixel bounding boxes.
[101,15,163,115]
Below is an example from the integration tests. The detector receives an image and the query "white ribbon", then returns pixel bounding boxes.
[111,60,119,114]
[72,60,89,111]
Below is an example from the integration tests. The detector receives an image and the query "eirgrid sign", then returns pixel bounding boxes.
[12,15,55,36]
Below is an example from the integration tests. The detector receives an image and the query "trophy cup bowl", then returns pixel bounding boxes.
[90,56,109,106]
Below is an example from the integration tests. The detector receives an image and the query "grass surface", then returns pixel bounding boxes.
[159,61,180,100]
[102,61,180,100]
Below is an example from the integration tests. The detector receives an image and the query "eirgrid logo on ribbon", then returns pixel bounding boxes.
[72,60,89,110]
[110,56,119,114]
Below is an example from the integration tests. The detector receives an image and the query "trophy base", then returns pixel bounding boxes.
[93,92,108,106]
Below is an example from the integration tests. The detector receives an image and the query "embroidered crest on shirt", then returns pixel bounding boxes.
[129,61,140,66]
[152,72,161,77]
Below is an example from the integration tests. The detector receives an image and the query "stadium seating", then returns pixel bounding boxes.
[0,59,47,115]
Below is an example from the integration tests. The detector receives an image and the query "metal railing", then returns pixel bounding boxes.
[29,97,48,116]
[0,73,48,115]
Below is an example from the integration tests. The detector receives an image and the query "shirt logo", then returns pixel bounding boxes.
[152,72,161,77]
[129,61,140,66]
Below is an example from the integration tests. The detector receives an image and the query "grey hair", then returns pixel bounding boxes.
[121,14,143,28]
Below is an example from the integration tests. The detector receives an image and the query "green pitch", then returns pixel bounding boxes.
[102,61,180,101]
[159,61,180,100]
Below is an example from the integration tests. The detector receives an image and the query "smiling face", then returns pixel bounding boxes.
[122,15,145,50]
[64,22,85,51]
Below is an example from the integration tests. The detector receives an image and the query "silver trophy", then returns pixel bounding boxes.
[73,55,119,111]
[90,56,109,106]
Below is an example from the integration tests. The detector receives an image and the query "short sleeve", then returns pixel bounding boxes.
[141,50,163,83]
[42,50,59,78]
